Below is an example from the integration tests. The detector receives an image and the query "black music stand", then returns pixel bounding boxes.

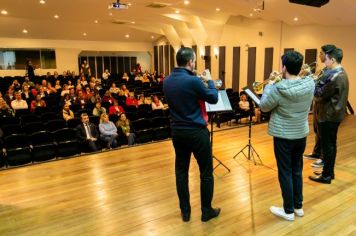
[206,90,232,172]
[232,87,262,165]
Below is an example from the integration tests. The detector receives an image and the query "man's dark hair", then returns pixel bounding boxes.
[326,47,343,63]
[176,47,195,67]
[281,51,304,76]
[321,44,336,54]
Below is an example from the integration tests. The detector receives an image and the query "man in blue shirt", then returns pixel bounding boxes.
[163,47,220,222]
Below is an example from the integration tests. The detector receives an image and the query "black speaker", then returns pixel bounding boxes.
[289,0,329,7]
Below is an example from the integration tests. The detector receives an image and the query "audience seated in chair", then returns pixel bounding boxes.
[138,94,151,105]
[238,94,261,123]
[30,94,46,112]
[99,114,118,149]
[126,92,139,107]
[109,99,125,116]
[11,91,28,111]
[76,113,99,152]
[62,103,74,122]
[151,95,165,110]
[0,99,15,118]
[116,113,135,146]
[92,101,106,117]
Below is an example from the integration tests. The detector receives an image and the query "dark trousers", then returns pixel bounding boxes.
[318,121,340,177]
[274,137,306,214]
[172,127,214,214]
[312,114,321,158]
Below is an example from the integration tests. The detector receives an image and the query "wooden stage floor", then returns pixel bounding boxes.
[0,116,355,236]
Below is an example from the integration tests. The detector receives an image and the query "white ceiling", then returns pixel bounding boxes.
[0,0,355,42]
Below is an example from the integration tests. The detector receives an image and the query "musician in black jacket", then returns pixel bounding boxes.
[76,113,99,152]
[309,47,349,184]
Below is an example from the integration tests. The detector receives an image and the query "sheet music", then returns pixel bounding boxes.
[244,88,260,106]
[205,90,233,112]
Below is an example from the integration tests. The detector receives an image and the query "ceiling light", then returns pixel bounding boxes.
[39,0,46,4]
[83,33,87,36]
[294,17,299,21]
[128,3,132,6]
[249,13,253,17]
[94,20,98,24]
[22,29,28,34]
[175,10,180,14]
[125,34,130,38]
[151,36,155,39]
[54,14,59,19]
[1,10,8,15]
[131,21,135,24]
[184,1,190,5]
[216,8,220,12]
[109,12,113,16]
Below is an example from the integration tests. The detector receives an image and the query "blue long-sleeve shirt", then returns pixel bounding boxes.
[163,68,218,129]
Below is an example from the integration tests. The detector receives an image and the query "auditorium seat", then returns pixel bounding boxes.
[30,131,57,162]
[40,112,59,122]
[67,118,81,129]
[22,122,46,134]
[53,128,80,158]
[20,114,39,126]
[4,134,32,166]
[45,119,67,132]
[0,116,19,128]
[1,124,23,137]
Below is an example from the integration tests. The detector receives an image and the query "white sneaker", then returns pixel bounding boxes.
[294,208,304,217]
[270,206,295,221]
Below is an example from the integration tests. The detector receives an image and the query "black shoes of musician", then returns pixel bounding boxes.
[201,208,221,222]
[303,153,320,160]
[313,171,334,180]
[181,212,191,222]
[309,175,332,184]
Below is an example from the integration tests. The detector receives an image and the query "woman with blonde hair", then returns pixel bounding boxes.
[99,113,118,149]
[116,113,135,146]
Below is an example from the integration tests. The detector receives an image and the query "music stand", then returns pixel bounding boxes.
[232,87,262,165]
[206,90,232,172]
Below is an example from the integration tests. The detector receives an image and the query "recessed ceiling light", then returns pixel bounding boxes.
[94,20,98,24]
[54,14,59,19]
[83,33,87,36]
[216,8,220,12]
[128,3,132,6]
[131,21,135,24]
[39,0,46,4]
[184,0,190,5]
[175,10,180,14]
[151,36,155,39]
[22,29,28,34]
[109,12,113,16]
[1,10,8,15]
[249,13,253,17]
[125,34,130,38]
[294,17,299,21]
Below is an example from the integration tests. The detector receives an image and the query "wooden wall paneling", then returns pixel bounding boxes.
[219,46,226,88]
[264,47,274,81]
[247,47,257,88]
[130,57,137,73]
[103,57,110,72]
[305,49,318,73]
[110,57,118,75]
[159,45,163,75]
[117,57,124,74]
[169,45,175,74]
[284,48,294,53]
[88,56,96,78]
[96,56,103,78]
[123,57,130,75]
[164,45,169,76]
[154,46,158,73]
[232,47,241,92]
[205,45,211,71]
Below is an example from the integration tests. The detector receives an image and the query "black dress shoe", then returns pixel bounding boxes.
[201,208,221,222]
[303,153,320,160]
[181,212,190,222]
[313,171,334,179]
[309,175,332,184]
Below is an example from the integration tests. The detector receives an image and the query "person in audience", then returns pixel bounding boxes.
[61,93,72,106]
[24,76,35,88]
[41,80,48,90]
[21,83,34,101]
[38,86,49,98]
[76,113,98,152]
[62,103,74,121]
[99,113,118,149]
[138,94,148,105]
[122,72,129,81]
[102,69,110,81]
[119,84,130,97]
[26,60,35,79]
[67,80,74,90]
[142,74,150,83]
[102,90,115,104]
[93,101,106,117]
[116,113,135,146]
[47,82,57,94]
[79,75,88,86]
[54,80,62,90]
[126,92,138,107]
[259,50,314,221]
[81,60,91,78]
[61,84,70,96]
[84,86,94,101]
[75,83,83,93]
[11,91,28,111]
[0,99,15,117]
[238,94,261,123]
[90,91,102,104]
[109,99,125,116]
[151,95,164,110]
[30,94,46,112]
[109,83,121,94]
[12,79,22,91]
[4,86,15,104]
[68,88,77,103]
[76,90,88,109]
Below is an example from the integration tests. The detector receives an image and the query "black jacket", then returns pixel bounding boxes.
[76,123,99,142]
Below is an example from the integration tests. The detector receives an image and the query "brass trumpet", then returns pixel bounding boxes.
[195,69,223,89]
[252,71,282,93]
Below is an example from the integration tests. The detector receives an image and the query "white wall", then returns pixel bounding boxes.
[0,37,153,77]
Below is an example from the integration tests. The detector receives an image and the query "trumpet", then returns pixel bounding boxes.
[195,69,223,89]
[253,70,282,93]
